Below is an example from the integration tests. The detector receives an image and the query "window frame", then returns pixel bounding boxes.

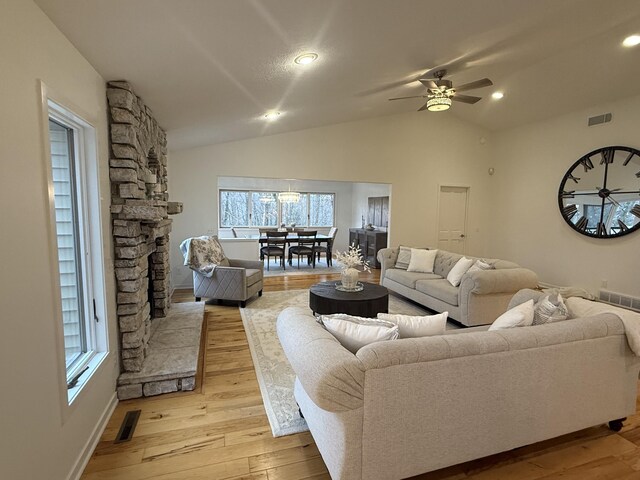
[218,189,336,228]
[41,82,110,413]
[48,116,95,374]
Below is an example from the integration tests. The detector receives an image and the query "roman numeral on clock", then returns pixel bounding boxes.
[623,151,637,166]
[600,148,615,165]
[632,205,640,219]
[618,220,629,231]
[562,204,578,219]
[568,173,580,184]
[561,190,575,198]
[575,216,588,231]
[580,157,594,171]
[597,222,606,236]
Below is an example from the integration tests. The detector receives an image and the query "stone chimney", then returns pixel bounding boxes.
[107,81,183,373]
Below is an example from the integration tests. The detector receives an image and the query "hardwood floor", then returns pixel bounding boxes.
[82,271,640,480]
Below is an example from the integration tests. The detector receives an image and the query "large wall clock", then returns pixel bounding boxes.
[558,145,640,238]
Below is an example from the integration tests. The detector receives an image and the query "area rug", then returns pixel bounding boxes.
[239,288,459,437]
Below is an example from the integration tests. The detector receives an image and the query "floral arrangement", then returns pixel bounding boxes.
[334,244,371,273]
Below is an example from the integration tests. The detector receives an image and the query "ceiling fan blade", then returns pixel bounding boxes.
[388,95,427,101]
[452,94,481,104]
[419,79,438,90]
[454,78,493,92]
[418,102,430,111]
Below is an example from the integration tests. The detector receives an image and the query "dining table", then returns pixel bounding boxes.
[241,233,334,267]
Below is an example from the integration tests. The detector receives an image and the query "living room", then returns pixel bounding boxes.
[2,1,640,479]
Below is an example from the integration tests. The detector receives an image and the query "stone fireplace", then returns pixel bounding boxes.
[106,81,183,374]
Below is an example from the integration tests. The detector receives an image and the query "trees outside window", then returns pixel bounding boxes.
[219,190,335,227]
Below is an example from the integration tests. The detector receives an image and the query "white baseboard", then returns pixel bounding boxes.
[66,392,118,480]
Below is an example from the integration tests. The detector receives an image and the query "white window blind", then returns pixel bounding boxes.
[49,119,87,368]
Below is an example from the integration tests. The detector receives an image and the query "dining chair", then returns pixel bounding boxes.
[315,227,337,266]
[288,231,317,269]
[260,231,288,270]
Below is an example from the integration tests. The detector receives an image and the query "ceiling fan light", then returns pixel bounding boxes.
[427,97,451,111]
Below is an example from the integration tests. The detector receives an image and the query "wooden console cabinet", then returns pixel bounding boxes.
[349,228,388,269]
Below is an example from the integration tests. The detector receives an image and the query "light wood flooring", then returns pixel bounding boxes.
[82,271,640,480]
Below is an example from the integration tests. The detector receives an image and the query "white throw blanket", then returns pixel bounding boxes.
[179,235,227,278]
[566,297,640,356]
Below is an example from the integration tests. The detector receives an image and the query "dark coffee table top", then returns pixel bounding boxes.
[309,281,388,300]
[309,281,389,317]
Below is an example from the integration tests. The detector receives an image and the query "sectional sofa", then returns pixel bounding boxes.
[277,296,640,480]
[377,247,538,326]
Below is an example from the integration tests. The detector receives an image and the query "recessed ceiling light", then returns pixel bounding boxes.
[294,53,318,65]
[623,35,640,47]
[491,91,504,100]
[264,111,281,121]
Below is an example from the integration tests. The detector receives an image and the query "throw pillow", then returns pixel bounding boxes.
[319,314,399,353]
[467,259,494,274]
[378,311,448,338]
[395,246,413,270]
[488,299,535,330]
[446,257,475,287]
[407,248,438,274]
[533,293,569,325]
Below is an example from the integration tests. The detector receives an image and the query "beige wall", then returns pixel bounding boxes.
[169,111,494,287]
[0,1,118,479]
[490,94,640,297]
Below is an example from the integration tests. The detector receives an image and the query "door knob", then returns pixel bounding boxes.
[460,234,465,238]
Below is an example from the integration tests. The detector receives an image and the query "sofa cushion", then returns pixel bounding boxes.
[467,259,494,274]
[533,293,569,325]
[378,312,448,338]
[433,250,464,277]
[407,248,438,273]
[245,268,262,286]
[320,314,399,353]
[415,279,459,306]
[394,246,412,270]
[447,257,474,287]
[386,269,442,288]
[489,299,535,330]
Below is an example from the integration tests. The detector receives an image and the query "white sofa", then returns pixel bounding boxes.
[277,297,640,480]
[377,247,538,326]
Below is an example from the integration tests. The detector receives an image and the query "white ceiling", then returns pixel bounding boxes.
[35,0,640,150]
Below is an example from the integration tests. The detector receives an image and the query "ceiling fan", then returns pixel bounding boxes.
[389,69,493,112]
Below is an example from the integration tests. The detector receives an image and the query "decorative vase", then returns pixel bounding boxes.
[341,267,360,290]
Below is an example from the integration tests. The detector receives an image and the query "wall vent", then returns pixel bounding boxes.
[599,289,640,312]
[588,113,612,126]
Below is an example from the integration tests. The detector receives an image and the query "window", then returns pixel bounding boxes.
[281,193,308,226]
[309,193,335,227]
[219,190,335,227]
[47,97,107,405]
[250,192,278,226]
[220,190,249,227]
[49,119,88,369]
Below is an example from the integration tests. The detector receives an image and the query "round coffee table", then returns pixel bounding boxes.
[309,281,389,317]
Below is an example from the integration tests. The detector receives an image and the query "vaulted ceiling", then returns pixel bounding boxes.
[35,0,640,150]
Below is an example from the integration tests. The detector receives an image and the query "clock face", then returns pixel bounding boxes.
[558,146,640,238]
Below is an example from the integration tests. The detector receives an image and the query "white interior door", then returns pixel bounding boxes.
[437,186,468,254]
